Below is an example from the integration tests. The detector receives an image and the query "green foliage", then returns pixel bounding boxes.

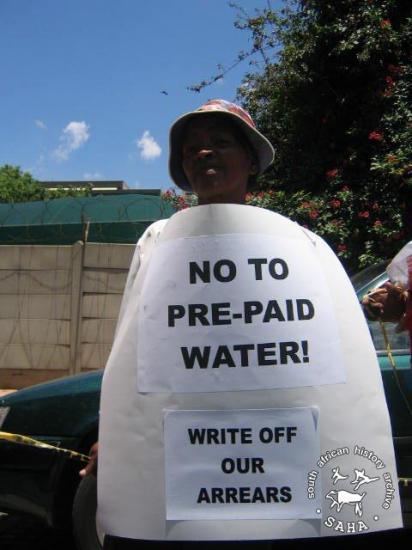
[0,164,92,203]
[161,189,199,209]
[246,180,402,271]
[189,0,412,272]
[0,165,45,203]
[45,185,92,200]
[162,184,402,274]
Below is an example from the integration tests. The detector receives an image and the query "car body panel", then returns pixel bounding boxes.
[1,371,102,437]
[0,444,74,525]
[0,371,101,526]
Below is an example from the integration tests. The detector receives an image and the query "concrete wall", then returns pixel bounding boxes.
[0,242,134,389]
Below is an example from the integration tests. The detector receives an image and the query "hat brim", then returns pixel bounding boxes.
[169,109,275,191]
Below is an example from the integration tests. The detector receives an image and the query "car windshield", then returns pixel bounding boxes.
[351,261,388,291]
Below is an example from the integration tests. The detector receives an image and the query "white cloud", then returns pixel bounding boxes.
[83,172,103,180]
[53,121,90,161]
[35,119,47,130]
[136,130,161,161]
[25,153,47,178]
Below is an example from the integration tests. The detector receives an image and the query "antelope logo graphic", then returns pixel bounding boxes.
[325,490,366,517]
[308,446,396,534]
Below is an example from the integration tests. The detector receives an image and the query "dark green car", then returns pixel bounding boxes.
[0,264,411,550]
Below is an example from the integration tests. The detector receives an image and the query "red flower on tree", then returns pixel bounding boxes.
[309,210,319,219]
[337,244,347,253]
[177,195,189,209]
[329,199,341,209]
[368,131,383,141]
[382,75,395,96]
[358,211,370,219]
[380,19,391,29]
[326,168,338,179]
[374,220,383,228]
[387,64,400,74]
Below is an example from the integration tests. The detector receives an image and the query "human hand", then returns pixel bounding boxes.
[361,281,408,323]
[79,442,99,477]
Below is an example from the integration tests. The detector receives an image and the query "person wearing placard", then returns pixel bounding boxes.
[94,100,402,549]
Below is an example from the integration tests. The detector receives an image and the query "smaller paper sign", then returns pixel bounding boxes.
[164,407,320,521]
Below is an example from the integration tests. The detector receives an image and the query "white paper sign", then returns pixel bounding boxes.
[137,233,345,392]
[164,407,320,520]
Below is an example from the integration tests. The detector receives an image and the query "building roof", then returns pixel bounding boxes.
[40,180,163,196]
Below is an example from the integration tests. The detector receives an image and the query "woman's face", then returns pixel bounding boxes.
[181,114,257,205]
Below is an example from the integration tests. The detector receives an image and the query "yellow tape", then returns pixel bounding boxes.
[398,477,412,487]
[0,430,89,463]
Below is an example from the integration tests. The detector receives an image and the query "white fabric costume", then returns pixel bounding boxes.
[98,204,402,541]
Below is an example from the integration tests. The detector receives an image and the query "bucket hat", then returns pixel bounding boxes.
[169,99,275,191]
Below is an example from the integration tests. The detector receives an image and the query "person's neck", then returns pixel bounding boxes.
[198,195,245,206]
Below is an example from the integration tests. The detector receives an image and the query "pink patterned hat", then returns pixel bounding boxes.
[169,99,275,191]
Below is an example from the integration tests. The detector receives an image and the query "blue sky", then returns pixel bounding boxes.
[1,0,281,191]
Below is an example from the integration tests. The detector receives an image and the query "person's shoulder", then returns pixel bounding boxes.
[294,223,325,248]
[138,219,169,246]
[295,224,344,265]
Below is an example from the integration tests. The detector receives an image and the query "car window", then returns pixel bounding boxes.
[368,320,410,354]
[351,261,388,291]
